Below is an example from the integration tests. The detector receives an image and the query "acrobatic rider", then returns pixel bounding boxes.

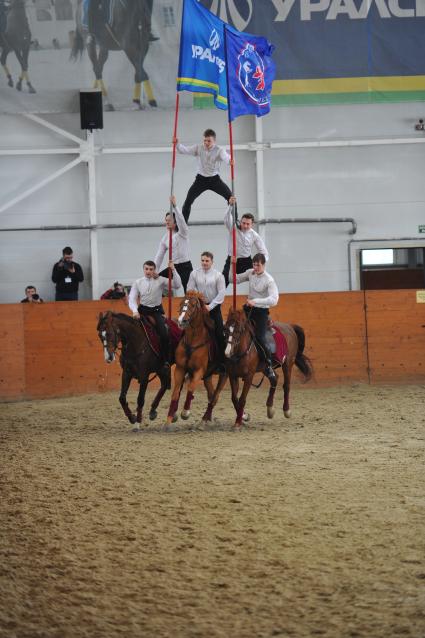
[230,252,279,381]
[186,251,226,369]
[129,259,182,379]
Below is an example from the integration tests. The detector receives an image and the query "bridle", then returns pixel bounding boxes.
[178,296,210,356]
[99,316,120,363]
[225,316,254,363]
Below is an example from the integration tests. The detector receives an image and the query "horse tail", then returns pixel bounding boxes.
[292,324,313,382]
[70,28,84,61]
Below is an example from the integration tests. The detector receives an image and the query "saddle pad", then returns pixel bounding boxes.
[141,318,183,355]
[166,318,183,349]
[271,324,288,365]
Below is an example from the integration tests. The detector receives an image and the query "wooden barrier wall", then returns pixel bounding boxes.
[0,290,424,401]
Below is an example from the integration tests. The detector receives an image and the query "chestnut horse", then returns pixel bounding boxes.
[166,291,227,426]
[97,311,174,429]
[207,308,313,428]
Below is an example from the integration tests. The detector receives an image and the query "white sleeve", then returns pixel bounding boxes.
[208,273,225,310]
[252,278,279,308]
[173,204,188,239]
[219,146,231,164]
[224,204,234,232]
[177,143,198,156]
[171,268,182,290]
[154,236,167,270]
[230,268,251,284]
[186,271,197,292]
[253,231,269,262]
[128,283,139,314]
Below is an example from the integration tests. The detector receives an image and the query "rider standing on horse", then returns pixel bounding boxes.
[186,251,226,368]
[222,196,269,287]
[129,259,181,375]
[155,195,192,293]
[231,253,279,381]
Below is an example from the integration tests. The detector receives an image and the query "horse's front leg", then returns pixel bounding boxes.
[181,367,204,421]
[202,371,227,423]
[119,367,136,425]
[148,371,168,421]
[266,368,279,419]
[282,361,293,418]
[1,47,14,87]
[235,374,255,428]
[166,365,185,425]
[134,376,149,430]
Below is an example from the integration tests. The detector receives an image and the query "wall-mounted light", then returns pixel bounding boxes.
[415,119,424,131]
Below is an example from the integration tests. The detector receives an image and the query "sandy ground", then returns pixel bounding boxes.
[1,383,425,638]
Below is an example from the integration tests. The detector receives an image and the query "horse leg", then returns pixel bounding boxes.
[148,373,168,421]
[283,361,293,418]
[234,375,254,428]
[266,368,279,419]
[166,365,185,425]
[201,372,227,423]
[119,367,136,425]
[1,48,13,87]
[20,41,36,93]
[181,368,204,420]
[134,375,149,429]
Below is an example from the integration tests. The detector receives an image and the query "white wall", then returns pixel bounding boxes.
[1,102,425,303]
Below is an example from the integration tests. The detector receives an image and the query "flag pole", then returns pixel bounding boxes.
[224,26,237,310]
[169,92,180,320]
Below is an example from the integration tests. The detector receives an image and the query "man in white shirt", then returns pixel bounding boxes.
[154,195,193,292]
[223,196,269,287]
[187,251,226,365]
[231,253,279,380]
[174,128,233,222]
[129,260,182,371]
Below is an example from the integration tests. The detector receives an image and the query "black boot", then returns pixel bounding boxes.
[264,359,276,382]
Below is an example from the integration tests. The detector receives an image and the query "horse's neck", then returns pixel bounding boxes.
[114,318,145,346]
[186,313,209,341]
[237,323,253,352]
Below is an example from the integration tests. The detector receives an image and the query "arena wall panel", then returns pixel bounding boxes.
[0,290,423,401]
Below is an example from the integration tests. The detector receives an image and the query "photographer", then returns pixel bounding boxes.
[51,246,84,301]
[100,282,128,301]
[21,285,44,304]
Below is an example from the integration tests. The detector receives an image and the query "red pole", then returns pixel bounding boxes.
[169,92,180,319]
[228,120,236,309]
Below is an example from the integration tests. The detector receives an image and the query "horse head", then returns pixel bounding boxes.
[178,290,213,330]
[97,311,120,363]
[224,307,254,359]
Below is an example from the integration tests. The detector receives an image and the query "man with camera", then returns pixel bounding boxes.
[51,246,84,301]
[100,282,128,300]
[21,285,44,303]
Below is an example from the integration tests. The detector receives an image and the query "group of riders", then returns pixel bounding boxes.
[128,128,280,386]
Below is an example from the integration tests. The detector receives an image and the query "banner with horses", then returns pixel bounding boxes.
[1,0,424,115]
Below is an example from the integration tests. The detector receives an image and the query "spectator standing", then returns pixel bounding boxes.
[52,246,84,301]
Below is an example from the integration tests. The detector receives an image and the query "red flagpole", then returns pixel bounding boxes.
[169,92,180,319]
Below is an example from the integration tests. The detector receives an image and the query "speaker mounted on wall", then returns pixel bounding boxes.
[80,89,103,131]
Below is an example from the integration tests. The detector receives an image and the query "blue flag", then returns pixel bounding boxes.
[225,26,275,121]
[177,0,228,110]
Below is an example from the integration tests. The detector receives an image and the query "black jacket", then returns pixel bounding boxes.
[52,261,84,293]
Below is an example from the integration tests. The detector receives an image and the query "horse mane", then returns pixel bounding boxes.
[185,289,214,330]
[226,307,255,336]
[186,289,205,302]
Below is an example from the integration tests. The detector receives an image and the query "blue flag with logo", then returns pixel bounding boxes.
[225,26,275,121]
[177,0,228,110]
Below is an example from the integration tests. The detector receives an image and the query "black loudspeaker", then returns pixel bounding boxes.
[80,90,103,130]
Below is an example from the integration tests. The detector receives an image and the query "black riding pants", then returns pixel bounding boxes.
[209,304,225,358]
[222,255,253,287]
[245,306,271,363]
[158,260,193,294]
[138,304,169,362]
[182,174,232,222]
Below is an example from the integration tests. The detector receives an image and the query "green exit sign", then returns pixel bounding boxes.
[419,225,425,233]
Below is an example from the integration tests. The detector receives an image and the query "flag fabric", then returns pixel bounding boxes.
[225,25,275,121]
[176,0,228,110]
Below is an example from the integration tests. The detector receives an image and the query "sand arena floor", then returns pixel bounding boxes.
[1,383,425,638]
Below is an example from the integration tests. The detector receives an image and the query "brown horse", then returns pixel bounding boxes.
[166,291,227,426]
[97,311,175,429]
[206,308,313,428]
[0,0,36,93]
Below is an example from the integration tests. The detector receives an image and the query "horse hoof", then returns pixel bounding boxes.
[267,407,275,419]
[149,410,157,421]
[284,409,292,419]
[16,81,22,92]
[8,79,13,88]
[104,102,114,112]
[28,85,36,94]
[149,99,158,108]
[129,414,137,424]
[133,99,145,111]
[181,410,190,420]
[172,414,178,423]
[242,412,250,422]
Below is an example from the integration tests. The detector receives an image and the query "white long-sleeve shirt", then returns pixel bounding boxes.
[177,142,230,177]
[154,204,190,268]
[128,270,182,313]
[224,205,269,260]
[234,269,279,309]
[186,267,225,311]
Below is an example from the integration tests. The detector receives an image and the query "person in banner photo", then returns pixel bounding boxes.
[174,128,234,222]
